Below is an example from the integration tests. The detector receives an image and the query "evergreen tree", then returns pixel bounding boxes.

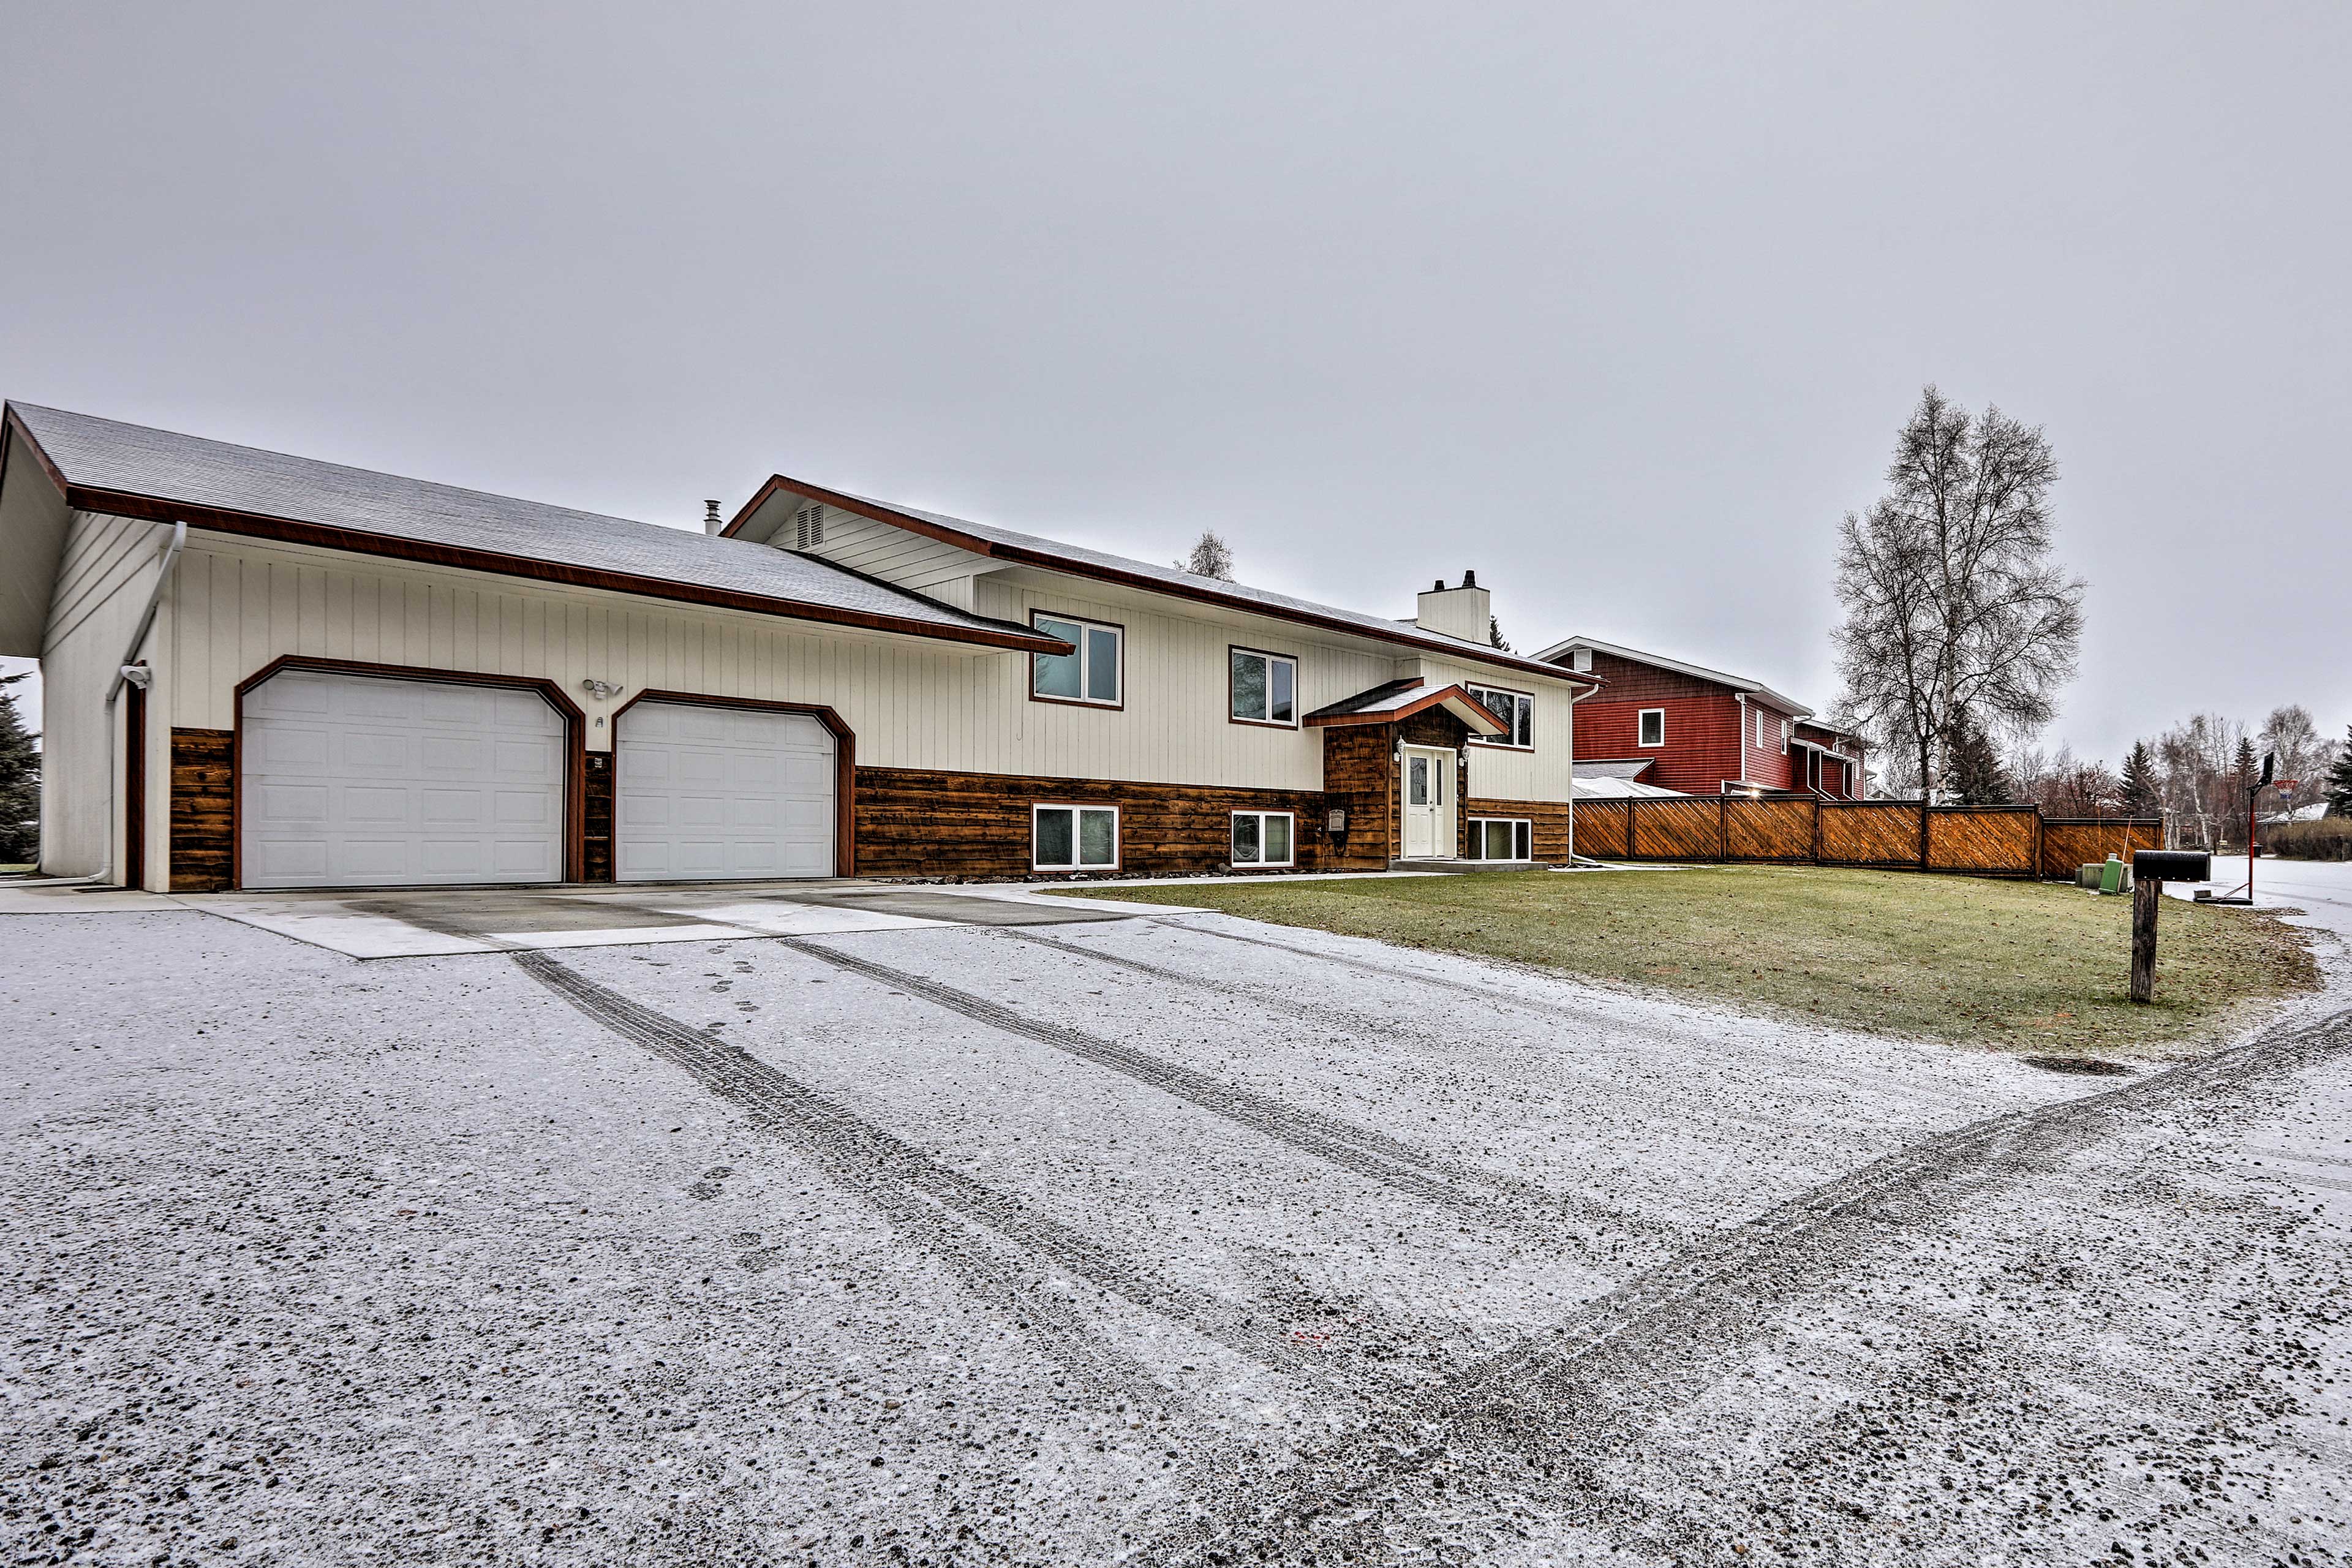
[2328,725,2352,817]
[0,673,39,865]
[1488,614,1512,653]
[1946,711,2011,804]
[2119,740,2160,815]
[2232,736,2259,796]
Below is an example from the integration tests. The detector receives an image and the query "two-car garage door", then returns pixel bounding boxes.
[239,670,837,889]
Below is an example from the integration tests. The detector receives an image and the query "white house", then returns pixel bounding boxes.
[1,402,1594,891]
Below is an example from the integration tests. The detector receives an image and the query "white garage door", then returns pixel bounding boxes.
[241,670,567,889]
[616,702,835,881]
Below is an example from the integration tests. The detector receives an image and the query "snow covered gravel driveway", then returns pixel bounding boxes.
[4,878,2350,1566]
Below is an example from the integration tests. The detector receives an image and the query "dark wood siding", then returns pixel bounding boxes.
[1464,797,1575,862]
[853,767,1335,878]
[582,752,615,882]
[168,728,234,891]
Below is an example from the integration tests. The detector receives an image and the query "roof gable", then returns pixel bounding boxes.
[728,472,1597,687]
[1534,634,1808,715]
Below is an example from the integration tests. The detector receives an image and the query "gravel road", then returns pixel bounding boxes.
[4,871,2348,1566]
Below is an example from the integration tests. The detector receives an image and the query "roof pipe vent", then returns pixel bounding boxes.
[703,499,723,535]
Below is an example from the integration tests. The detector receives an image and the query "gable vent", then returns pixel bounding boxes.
[795,504,826,551]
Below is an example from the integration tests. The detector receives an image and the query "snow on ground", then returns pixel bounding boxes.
[3,863,2350,1566]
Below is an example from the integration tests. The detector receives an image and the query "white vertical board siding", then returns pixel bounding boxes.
[158,532,1575,799]
[804,510,992,601]
[1409,654,1580,804]
[37,511,177,876]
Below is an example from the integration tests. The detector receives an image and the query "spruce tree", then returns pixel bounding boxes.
[2119,741,2160,816]
[0,673,39,866]
[2328,725,2352,817]
[1947,712,2011,804]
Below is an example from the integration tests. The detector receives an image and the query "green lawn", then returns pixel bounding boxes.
[1060,867,2320,1060]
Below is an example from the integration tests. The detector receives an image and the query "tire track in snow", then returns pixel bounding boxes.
[782,935,1601,1247]
[509,950,1344,1408]
[999,928,1665,1240]
[1145,1003,2352,1566]
[1152,917,2007,1112]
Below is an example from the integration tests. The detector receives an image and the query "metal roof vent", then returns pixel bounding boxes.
[796,503,826,551]
[702,499,723,535]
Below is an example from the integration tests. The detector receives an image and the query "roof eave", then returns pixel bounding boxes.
[730,472,1604,687]
[56,480,1069,655]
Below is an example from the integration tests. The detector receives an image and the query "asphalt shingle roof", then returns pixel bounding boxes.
[7,403,1052,649]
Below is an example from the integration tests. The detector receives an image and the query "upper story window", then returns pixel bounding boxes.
[1638,708,1665,747]
[1466,684,1534,749]
[1781,718,1792,753]
[1458,682,1533,752]
[1229,647,1297,728]
[1031,613,1123,707]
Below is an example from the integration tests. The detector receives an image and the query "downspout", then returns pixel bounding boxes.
[1566,679,1597,863]
[94,520,187,886]
[1734,693,1749,789]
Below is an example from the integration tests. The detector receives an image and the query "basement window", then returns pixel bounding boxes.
[1231,811,1295,868]
[1033,804,1119,871]
[1468,818,1534,862]
[1638,709,1665,747]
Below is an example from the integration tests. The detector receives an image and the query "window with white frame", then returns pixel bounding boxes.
[1230,810,1294,867]
[1033,804,1119,870]
[1031,614,1123,707]
[1229,647,1297,726]
[1781,718,1792,753]
[1468,817,1534,861]
[1638,708,1665,747]
[1466,684,1534,748]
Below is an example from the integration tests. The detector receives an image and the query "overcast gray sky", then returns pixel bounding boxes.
[5,2,2347,761]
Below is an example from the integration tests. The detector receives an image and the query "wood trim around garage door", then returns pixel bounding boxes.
[230,655,590,888]
[608,690,858,878]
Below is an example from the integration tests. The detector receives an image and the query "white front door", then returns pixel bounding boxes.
[616,701,836,881]
[241,669,567,889]
[1400,745,1455,859]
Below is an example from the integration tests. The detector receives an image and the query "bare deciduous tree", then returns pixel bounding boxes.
[2260,704,2330,813]
[1174,530,1235,581]
[1832,386,2086,801]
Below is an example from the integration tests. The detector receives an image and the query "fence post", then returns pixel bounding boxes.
[1918,802,1931,871]
[1811,799,1822,865]
[1719,794,1729,860]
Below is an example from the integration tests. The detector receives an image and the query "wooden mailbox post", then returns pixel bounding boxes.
[2125,850,2213,1003]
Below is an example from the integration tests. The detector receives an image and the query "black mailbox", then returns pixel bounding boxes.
[2132,850,2211,883]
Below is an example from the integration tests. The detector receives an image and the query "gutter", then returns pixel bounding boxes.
[93,519,186,887]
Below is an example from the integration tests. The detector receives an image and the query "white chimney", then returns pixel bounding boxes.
[1415,570,1490,643]
[703,499,725,535]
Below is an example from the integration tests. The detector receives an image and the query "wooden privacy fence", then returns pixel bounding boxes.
[1570,796,2161,880]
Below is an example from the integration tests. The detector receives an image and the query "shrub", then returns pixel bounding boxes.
[2268,816,2352,861]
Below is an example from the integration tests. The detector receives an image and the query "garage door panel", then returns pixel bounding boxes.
[617,703,835,882]
[344,785,414,824]
[241,670,567,889]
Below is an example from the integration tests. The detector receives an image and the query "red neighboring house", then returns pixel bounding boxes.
[1534,636,1868,799]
